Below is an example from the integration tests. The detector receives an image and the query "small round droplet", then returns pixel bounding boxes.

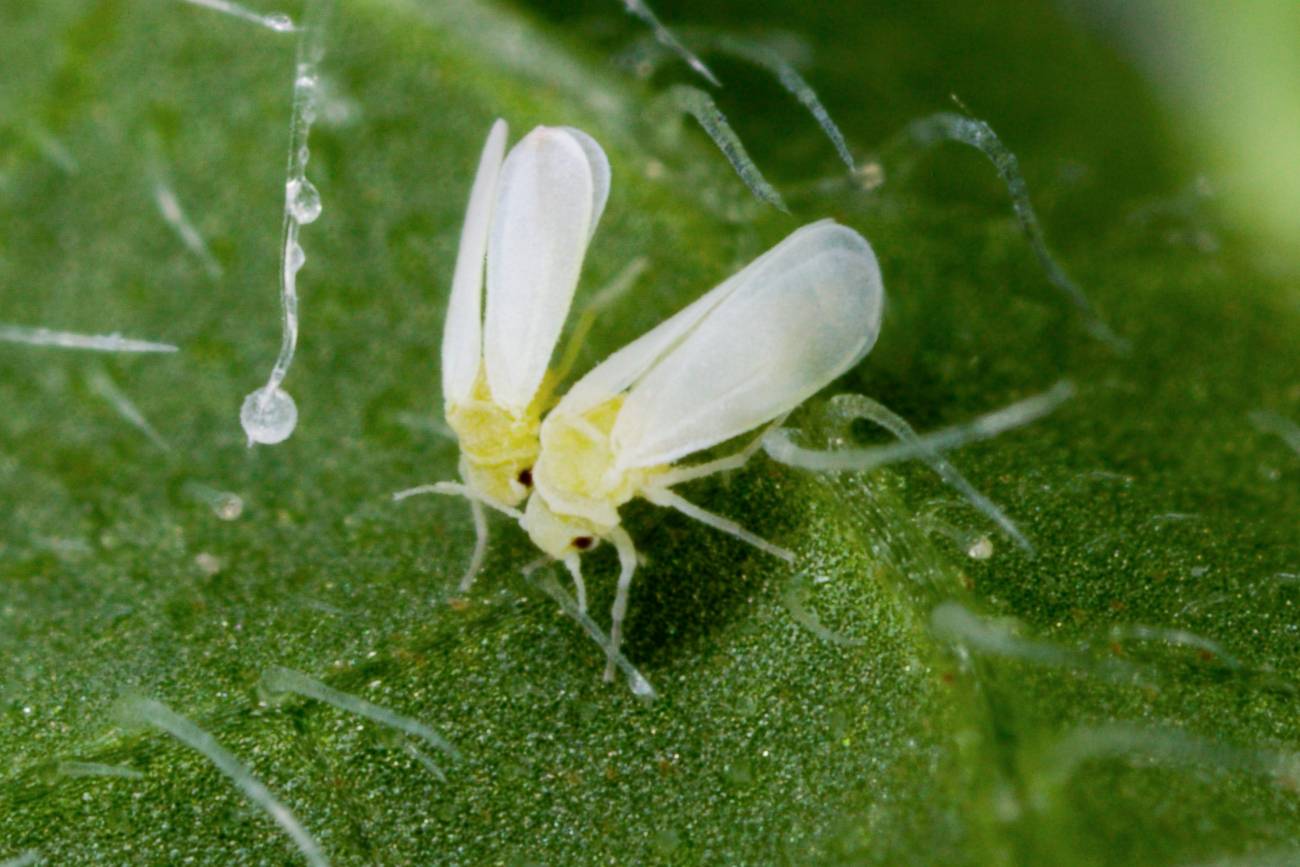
[283,241,306,278]
[241,386,298,445]
[195,552,223,576]
[265,13,294,32]
[286,178,321,224]
[967,536,994,560]
[213,493,244,521]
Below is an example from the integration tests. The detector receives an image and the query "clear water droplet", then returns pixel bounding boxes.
[286,178,321,224]
[967,536,994,560]
[213,493,244,521]
[195,552,223,576]
[265,13,294,32]
[241,386,298,445]
[286,241,306,274]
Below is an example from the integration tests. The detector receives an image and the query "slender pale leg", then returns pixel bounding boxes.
[393,480,523,519]
[605,527,639,682]
[657,416,787,487]
[563,555,589,613]
[393,480,523,594]
[643,487,794,563]
[459,498,488,592]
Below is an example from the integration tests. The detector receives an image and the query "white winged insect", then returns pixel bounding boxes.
[520,219,884,680]
[401,118,611,589]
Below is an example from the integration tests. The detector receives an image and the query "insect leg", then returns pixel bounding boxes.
[392,481,524,520]
[657,414,789,487]
[605,527,639,683]
[528,568,657,699]
[563,554,589,613]
[459,497,489,592]
[393,481,522,594]
[643,486,794,563]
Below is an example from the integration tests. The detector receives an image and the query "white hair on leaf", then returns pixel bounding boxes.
[657,85,789,213]
[901,112,1126,352]
[762,381,1078,555]
[617,0,719,87]
[0,325,177,354]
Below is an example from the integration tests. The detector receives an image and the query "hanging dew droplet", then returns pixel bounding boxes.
[240,386,298,445]
[286,178,321,224]
[241,0,330,453]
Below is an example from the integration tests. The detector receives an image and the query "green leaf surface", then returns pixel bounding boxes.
[2,0,1298,864]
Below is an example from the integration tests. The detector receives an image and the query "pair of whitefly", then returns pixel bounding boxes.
[416,119,883,682]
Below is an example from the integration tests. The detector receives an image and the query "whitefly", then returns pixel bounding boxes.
[396,118,611,590]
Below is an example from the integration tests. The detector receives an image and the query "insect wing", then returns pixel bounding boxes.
[611,222,884,470]
[441,118,508,406]
[484,127,608,415]
[556,219,840,418]
[557,127,611,242]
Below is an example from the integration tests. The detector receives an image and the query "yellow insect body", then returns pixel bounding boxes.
[528,396,667,540]
[445,369,551,508]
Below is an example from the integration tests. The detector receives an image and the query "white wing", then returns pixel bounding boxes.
[557,219,838,417]
[559,127,610,241]
[484,126,607,415]
[612,222,884,469]
[441,118,507,405]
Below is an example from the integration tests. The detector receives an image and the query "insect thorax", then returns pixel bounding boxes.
[532,396,666,529]
[445,371,547,507]
[521,493,603,559]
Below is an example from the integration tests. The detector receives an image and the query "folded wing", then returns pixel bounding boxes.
[611,222,884,469]
[484,126,608,415]
[441,118,507,406]
[556,220,839,418]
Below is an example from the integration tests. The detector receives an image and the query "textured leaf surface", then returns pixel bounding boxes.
[1,0,1298,864]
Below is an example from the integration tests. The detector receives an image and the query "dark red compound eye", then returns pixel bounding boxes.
[517,468,533,486]
[571,536,594,550]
